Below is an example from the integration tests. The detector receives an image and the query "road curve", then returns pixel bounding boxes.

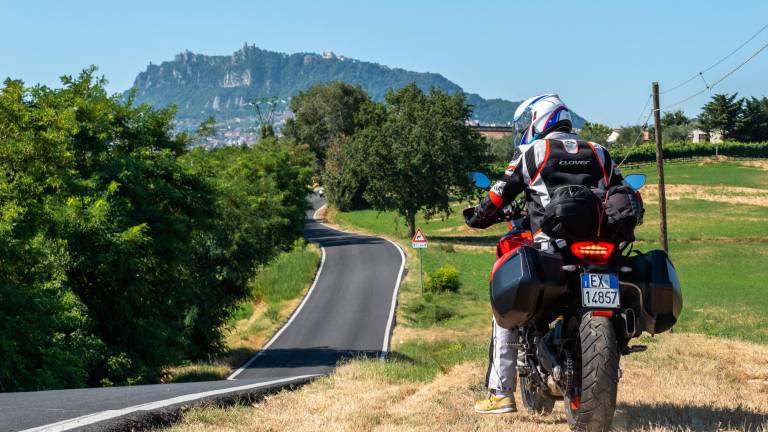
[0,194,405,432]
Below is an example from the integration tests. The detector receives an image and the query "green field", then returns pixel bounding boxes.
[334,160,768,345]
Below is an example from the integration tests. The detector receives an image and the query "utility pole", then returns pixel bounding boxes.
[652,82,669,253]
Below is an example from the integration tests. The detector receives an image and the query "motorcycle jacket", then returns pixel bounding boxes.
[471,132,624,236]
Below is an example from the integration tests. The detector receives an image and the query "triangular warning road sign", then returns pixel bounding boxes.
[412,227,428,248]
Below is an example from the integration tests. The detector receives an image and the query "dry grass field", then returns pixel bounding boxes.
[163,160,768,431]
[164,332,767,432]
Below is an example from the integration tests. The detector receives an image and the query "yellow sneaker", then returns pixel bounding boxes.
[474,393,517,414]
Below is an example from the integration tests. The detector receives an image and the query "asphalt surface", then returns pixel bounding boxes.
[0,194,404,432]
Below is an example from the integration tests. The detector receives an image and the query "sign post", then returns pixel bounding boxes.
[411,228,428,295]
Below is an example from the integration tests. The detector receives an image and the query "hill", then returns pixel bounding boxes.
[128,44,584,144]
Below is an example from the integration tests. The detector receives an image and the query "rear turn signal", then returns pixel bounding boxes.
[570,241,615,264]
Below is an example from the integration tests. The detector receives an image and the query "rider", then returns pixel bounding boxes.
[467,94,626,414]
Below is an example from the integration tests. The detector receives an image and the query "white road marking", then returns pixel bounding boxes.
[380,238,405,359]
[19,197,405,432]
[20,375,318,432]
[227,246,327,380]
[310,204,406,358]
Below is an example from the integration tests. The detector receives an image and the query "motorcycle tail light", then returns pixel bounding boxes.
[570,241,615,265]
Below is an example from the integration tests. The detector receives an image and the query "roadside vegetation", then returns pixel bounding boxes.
[168,159,768,431]
[162,241,321,383]
[0,69,314,391]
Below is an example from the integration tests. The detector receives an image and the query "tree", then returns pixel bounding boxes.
[283,81,371,165]
[735,97,768,142]
[661,110,690,127]
[0,69,314,390]
[659,110,693,142]
[579,122,613,143]
[612,125,646,147]
[699,93,743,139]
[486,133,517,162]
[361,84,488,237]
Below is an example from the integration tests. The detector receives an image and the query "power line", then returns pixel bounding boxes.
[617,108,654,168]
[635,94,652,125]
[661,22,768,94]
[662,38,768,111]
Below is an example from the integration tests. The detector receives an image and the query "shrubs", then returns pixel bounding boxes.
[610,141,768,163]
[427,265,461,293]
[404,293,457,325]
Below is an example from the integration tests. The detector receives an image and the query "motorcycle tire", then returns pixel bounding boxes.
[565,309,619,432]
[519,374,556,415]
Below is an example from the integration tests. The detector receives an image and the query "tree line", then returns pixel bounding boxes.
[577,93,768,145]
[284,82,488,237]
[0,69,313,391]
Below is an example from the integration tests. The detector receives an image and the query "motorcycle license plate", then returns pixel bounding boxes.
[581,273,620,308]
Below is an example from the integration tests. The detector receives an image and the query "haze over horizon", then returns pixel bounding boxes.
[2,0,767,126]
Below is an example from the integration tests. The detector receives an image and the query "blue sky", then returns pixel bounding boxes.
[2,0,767,126]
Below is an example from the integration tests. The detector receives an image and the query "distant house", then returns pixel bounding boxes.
[606,128,651,144]
[689,129,723,144]
[607,129,621,144]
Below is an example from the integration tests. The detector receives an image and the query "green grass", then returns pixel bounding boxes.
[635,199,768,242]
[333,161,768,345]
[623,160,768,189]
[667,241,768,343]
[226,302,254,327]
[355,339,487,383]
[250,239,321,307]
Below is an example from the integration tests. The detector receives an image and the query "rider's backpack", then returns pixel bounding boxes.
[540,185,605,241]
[603,185,644,242]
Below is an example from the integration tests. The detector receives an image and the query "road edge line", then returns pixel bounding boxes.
[20,375,319,432]
[379,238,405,359]
[226,213,328,380]
[312,204,406,360]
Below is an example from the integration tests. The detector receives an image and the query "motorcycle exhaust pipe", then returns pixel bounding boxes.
[621,308,636,338]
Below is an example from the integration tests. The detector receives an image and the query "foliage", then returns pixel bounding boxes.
[699,93,743,139]
[610,141,768,163]
[249,239,320,306]
[0,69,311,391]
[612,125,648,147]
[487,134,516,162]
[427,265,461,293]
[662,123,694,143]
[580,121,613,143]
[404,293,458,325]
[736,97,768,142]
[283,81,371,164]
[322,135,370,211]
[661,110,690,127]
[359,84,489,237]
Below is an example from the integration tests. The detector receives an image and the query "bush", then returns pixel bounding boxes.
[610,141,768,164]
[404,293,457,325]
[427,265,461,293]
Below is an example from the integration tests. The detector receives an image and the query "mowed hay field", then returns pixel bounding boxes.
[166,159,768,431]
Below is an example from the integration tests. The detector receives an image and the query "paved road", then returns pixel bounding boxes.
[0,194,404,432]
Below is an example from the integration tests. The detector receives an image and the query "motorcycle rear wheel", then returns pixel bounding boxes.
[564,309,619,432]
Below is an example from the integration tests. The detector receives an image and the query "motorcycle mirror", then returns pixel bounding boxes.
[625,174,647,191]
[468,172,491,189]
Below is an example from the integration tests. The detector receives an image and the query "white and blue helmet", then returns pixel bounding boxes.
[513,94,573,145]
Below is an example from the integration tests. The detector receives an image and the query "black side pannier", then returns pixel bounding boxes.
[541,185,604,241]
[622,249,683,334]
[490,246,567,329]
[604,185,644,242]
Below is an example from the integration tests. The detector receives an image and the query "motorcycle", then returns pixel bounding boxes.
[465,172,682,432]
